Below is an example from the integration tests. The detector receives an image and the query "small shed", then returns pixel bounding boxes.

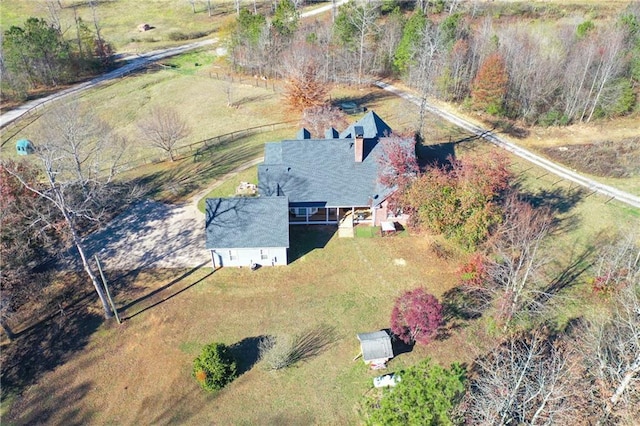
[16,139,34,155]
[357,330,393,369]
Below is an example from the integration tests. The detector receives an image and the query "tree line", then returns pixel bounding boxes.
[1,0,112,102]
[229,0,640,127]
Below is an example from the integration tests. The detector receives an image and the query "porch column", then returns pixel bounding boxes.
[210,250,217,269]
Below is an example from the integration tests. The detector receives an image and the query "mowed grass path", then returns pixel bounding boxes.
[6,230,466,425]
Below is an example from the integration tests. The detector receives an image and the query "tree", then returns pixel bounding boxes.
[193,342,238,392]
[377,133,418,189]
[3,101,127,319]
[0,160,61,339]
[2,17,72,89]
[577,243,639,422]
[282,43,329,113]
[301,105,348,138]
[138,106,191,162]
[364,358,466,425]
[272,0,299,39]
[390,288,443,345]
[464,330,576,425]
[401,153,512,250]
[394,12,426,74]
[473,197,553,329]
[334,0,380,83]
[471,52,508,115]
[229,8,268,75]
[589,231,640,295]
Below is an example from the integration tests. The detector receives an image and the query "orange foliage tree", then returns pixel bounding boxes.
[282,43,329,114]
[471,52,508,115]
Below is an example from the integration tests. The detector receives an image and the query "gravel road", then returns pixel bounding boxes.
[374,81,640,209]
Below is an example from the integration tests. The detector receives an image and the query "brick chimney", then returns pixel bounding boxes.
[354,126,364,163]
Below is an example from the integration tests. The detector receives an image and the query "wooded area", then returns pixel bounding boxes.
[228,0,639,128]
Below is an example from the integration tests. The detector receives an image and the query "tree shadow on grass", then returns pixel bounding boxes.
[4,373,95,424]
[0,302,102,401]
[119,262,212,321]
[438,286,487,340]
[229,335,271,375]
[520,185,586,216]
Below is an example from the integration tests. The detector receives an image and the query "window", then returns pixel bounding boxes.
[229,250,238,261]
[289,207,319,217]
[260,250,268,260]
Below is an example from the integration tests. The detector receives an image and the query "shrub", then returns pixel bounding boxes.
[168,31,189,41]
[259,325,335,370]
[363,358,466,425]
[192,343,238,392]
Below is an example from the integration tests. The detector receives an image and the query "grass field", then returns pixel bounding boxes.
[3,128,638,424]
[0,0,232,53]
[3,229,470,425]
[2,24,640,421]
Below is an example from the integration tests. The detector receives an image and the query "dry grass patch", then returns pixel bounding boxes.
[3,229,466,425]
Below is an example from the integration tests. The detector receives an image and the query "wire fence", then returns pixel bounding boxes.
[114,119,297,173]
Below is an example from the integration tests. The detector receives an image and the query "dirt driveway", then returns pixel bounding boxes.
[81,159,264,270]
[82,199,209,270]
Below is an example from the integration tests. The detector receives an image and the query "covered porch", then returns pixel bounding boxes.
[289,205,374,226]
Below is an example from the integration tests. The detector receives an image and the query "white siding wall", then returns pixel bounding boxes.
[211,247,287,268]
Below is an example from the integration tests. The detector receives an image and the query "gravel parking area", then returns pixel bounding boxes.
[82,199,209,270]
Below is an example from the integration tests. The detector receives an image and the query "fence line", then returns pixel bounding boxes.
[114,119,297,173]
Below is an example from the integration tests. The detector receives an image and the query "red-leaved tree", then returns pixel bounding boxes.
[377,132,418,210]
[391,288,444,345]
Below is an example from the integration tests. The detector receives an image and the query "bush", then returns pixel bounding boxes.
[363,358,466,425]
[168,31,189,41]
[192,343,238,392]
[259,325,335,370]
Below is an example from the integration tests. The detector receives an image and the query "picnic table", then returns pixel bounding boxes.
[381,221,396,237]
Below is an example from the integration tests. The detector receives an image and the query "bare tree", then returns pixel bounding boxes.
[300,105,347,138]
[138,106,191,162]
[473,197,553,329]
[3,101,127,319]
[334,0,379,84]
[577,239,640,423]
[465,330,577,425]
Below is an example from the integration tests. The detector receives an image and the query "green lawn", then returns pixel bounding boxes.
[196,166,258,211]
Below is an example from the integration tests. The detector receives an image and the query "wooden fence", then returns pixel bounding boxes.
[114,119,297,173]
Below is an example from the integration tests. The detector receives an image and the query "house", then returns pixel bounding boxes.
[357,330,394,369]
[205,111,414,268]
[205,196,289,268]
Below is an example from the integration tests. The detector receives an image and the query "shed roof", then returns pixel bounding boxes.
[205,196,289,249]
[357,330,393,362]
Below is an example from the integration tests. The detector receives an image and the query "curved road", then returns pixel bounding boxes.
[0,39,218,128]
[375,81,640,210]
[0,1,347,129]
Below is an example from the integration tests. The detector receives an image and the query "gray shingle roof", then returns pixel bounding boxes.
[258,111,394,207]
[340,111,392,139]
[357,331,393,362]
[205,196,289,249]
